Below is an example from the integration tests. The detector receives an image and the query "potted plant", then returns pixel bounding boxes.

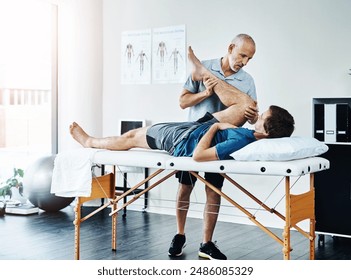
[0,168,24,216]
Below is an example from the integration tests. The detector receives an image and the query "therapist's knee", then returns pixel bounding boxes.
[205,185,221,202]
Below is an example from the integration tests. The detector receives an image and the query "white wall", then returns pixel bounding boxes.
[100,0,351,229]
[58,0,102,151]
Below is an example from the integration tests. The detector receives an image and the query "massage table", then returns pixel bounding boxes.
[71,149,329,260]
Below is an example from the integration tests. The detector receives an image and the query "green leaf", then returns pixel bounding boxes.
[17,169,24,177]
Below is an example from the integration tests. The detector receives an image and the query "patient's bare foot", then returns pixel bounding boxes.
[188,46,209,81]
[69,122,92,148]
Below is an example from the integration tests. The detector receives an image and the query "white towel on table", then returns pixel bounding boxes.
[51,148,101,197]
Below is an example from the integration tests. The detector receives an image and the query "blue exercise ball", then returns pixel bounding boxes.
[23,155,74,212]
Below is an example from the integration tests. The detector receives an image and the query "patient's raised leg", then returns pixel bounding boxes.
[69,122,149,150]
[188,46,255,125]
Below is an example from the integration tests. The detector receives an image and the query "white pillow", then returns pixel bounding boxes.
[230,136,329,161]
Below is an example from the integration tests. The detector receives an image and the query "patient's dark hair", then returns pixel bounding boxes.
[264,105,295,138]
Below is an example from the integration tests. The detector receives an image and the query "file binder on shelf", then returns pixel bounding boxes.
[324,104,337,142]
[314,103,324,141]
[336,103,351,142]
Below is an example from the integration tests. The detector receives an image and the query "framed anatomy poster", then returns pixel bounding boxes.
[121,29,152,84]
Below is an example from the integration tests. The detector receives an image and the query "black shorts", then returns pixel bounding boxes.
[147,112,222,188]
[146,121,197,153]
[176,171,224,189]
[145,112,218,154]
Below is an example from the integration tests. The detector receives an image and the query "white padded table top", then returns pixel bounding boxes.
[93,149,173,169]
[166,156,330,176]
[92,149,330,176]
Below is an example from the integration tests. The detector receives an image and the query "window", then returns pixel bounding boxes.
[0,0,57,177]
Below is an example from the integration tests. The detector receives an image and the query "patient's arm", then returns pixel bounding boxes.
[193,122,235,161]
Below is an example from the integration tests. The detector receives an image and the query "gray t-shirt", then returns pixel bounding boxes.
[183,58,257,121]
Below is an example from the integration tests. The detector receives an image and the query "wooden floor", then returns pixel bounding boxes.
[1,205,351,260]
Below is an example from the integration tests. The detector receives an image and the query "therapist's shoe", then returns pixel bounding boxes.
[168,234,186,257]
[198,241,227,260]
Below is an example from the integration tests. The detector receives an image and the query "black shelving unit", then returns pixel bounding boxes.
[313,98,351,245]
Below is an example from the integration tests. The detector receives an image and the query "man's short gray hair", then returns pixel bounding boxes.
[231,34,256,47]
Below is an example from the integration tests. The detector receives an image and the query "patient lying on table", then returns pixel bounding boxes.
[70,48,295,162]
